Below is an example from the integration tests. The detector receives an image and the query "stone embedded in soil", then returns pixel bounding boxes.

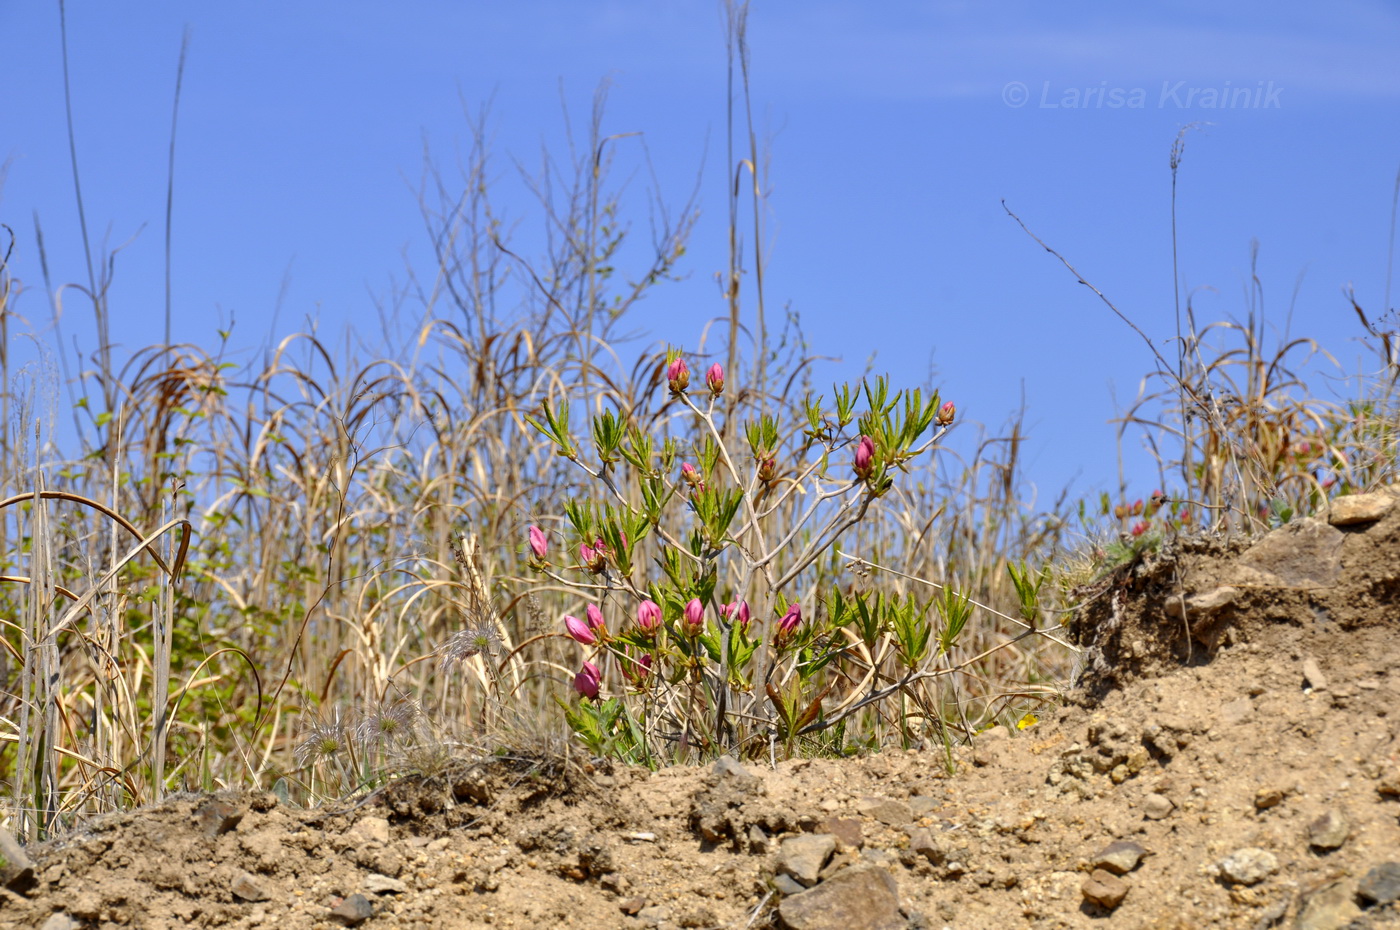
[39,915,77,930]
[329,893,374,926]
[0,825,36,893]
[1092,840,1147,875]
[363,873,407,894]
[773,874,806,896]
[346,817,391,847]
[1302,658,1330,693]
[856,796,912,826]
[230,871,270,902]
[1295,880,1362,930]
[1328,489,1396,525]
[776,863,904,930]
[1142,793,1175,820]
[1307,809,1349,850]
[816,817,864,851]
[778,833,837,886]
[1358,861,1400,905]
[1218,847,1278,885]
[908,795,937,818]
[1218,696,1253,726]
[712,755,751,779]
[904,826,944,865]
[1081,868,1130,909]
[1254,785,1287,810]
[196,797,246,837]
[618,897,647,916]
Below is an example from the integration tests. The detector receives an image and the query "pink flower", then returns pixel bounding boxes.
[667,357,690,393]
[528,525,548,560]
[564,614,597,645]
[853,435,875,479]
[936,401,955,426]
[720,600,751,629]
[706,363,724,395]
[585,603,606,635]
[774,603,802,646]
[1131,519,1150,538]
[573,661,602,699]
[636,599,663,635]
[682,598,706,637]
[580,539,606,574]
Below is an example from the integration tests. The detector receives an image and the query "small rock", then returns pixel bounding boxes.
[748,824,771,854]
[1081,868,1130,909]
[816,817,864,851]
[364,873,407,894]
[1254,786,1286,810]
[1295,880,1362,930]
[904,826,944,865]
[778,834,837,886]
[972,740,1005,767]
[1357,861,1400,905]
[711,755,750,779]
[230,872,270,902]
[618,897,646,916]
[1307,809,1349,850]
[1142,793,1175,820]
[856,797,912,826]
[196,798,246,838]
[346,817,391,847]
[1302,658,1329,692]
[908,795,937,818]
[773,874,806,896]
[329,893,374,926]
[636,905,671,926]
[0,825,36,893]
[39,915,78,930]
[1218,697,1253,727]
[777,863,904,930]
[1328,490,1396,526]
[1218,847,1278,885]
[1092,840,1147,875]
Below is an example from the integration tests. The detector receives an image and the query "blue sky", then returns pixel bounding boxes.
[3,1,1398,505]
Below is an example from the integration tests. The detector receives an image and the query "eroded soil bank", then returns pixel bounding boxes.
[5,490,1400,930]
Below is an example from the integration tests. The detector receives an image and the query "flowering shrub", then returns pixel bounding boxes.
[525,350,966,763]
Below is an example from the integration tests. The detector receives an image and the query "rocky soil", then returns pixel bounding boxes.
[4,488,1400,930]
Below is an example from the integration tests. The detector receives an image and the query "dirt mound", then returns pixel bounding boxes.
[5,493,1400,930]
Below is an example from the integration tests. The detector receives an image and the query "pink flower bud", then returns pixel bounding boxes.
[774,603,803,646]
[622,651,654,686]
[563,614,597,646]
[682,598,705,637]
[636,599,663,635]
[667,357,690,393]
[580,539,606,574]
[528,525,548,560]
[573,660,601,699]
[1131,519,1150,537]
[585,603,606,635]
[757,457,777,483]
[853,435,875,479]
[681,462,700,487]
[936,401,955,426]
[706,363,724,395]
[720,600,751,629]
